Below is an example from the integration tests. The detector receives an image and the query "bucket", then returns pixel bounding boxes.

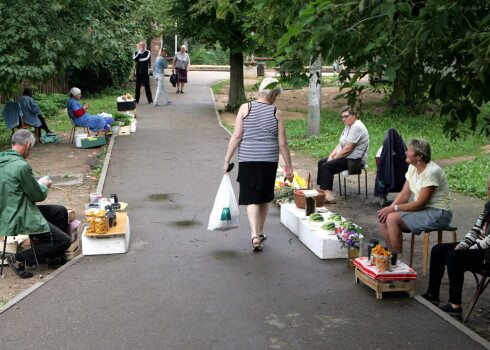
[75,132,88,148]
[111,125,120,136]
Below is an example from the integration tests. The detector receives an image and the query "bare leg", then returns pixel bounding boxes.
[247,203,269,239]
[379,221,391,249]
[384,212,408,253]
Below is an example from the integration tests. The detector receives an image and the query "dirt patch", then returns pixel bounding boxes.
[0,132,100,305]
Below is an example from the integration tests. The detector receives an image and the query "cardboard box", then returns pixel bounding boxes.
[81,136,106,148]
[117,100,136,111]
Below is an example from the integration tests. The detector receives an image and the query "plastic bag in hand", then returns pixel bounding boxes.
[207,173,240,231]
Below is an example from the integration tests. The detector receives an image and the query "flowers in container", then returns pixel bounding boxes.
[335,227,361,250]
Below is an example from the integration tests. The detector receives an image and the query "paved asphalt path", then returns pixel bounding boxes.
[0,72,486,350]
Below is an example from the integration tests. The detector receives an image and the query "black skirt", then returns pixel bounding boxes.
[237,162,278,205]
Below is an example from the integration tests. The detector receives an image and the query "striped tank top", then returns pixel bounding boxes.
[238,101,279,162]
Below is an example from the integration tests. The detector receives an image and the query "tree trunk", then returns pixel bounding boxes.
[228,52,246,112]
[307,54,322,137]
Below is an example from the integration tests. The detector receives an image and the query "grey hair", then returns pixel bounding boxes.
[408,138,431,163]
[12,129,35,147]
[259,86,283,102]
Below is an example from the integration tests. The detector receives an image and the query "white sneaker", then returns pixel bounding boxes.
[165,100,173,105]
[153,103,159,107]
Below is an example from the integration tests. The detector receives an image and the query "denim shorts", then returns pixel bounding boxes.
[398,207,452,235]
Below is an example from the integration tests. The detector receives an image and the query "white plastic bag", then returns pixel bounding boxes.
[207,173,240,231]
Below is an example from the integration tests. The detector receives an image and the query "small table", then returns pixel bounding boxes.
[82,212,130,255]
[354,257,417,300]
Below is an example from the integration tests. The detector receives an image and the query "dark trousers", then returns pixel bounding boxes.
[36,114,50,132]
[135,74,153,103]
[17,205,72,266]
[317,157,349,191]
[427,242,485,304]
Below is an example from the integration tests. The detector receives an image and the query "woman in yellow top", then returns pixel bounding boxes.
[377,138,452,257]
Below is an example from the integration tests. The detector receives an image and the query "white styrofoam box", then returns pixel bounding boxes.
[299,220,347,259]
[82,216,130,255]
[280,203,307,236]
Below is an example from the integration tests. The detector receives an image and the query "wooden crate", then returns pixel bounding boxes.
[355,267,415,300]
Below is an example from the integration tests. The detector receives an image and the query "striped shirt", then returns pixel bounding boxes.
[339,119,369,164]
[458,201,490,250]
[238,101,279,162]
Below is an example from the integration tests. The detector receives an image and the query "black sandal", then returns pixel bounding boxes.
[259,234,267,242]
[252,236,262,252]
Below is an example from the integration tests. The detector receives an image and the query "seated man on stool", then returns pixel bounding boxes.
[0,130,71,278]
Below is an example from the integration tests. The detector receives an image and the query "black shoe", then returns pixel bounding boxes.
[7,256,33,279]
[180,90,184,93]
[149,100,153,104]
[421,292,440,305]
[176,90,180,93]
[46,256,68,268]
[439,303,462,317]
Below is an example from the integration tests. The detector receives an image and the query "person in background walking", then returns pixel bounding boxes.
[173,45,190,94]
[153,48,173,106]
[133,41,153,104]
[17,87,57,136]
[223,77,294,252]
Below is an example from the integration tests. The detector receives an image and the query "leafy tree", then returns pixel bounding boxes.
[0,0,138,94]
[164,0,255,110]
[249,0,490,138]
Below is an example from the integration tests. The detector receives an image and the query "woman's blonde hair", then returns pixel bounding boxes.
[408,138,431,163]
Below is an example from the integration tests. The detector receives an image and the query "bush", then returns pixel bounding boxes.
[191,43,229,65]
[66,47,134,94]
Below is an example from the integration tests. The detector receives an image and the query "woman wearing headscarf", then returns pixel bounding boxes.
[223,77,294,252]
[172,45,190,94]
[66,87,113,136]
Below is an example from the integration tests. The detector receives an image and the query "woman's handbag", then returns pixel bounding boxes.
[170,73,177,87]
[347,158,363,174]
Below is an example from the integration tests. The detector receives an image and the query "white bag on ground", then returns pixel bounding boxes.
[207,173,240,231]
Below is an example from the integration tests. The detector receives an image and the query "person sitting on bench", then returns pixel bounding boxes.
[0,130,71,278]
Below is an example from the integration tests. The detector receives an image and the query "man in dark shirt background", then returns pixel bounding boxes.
[133,41,153,104]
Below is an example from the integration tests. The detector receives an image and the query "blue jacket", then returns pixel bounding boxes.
[153,56,168,74]
[17,95,42,127]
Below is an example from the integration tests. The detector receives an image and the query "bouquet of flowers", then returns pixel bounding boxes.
[335,227,361,250]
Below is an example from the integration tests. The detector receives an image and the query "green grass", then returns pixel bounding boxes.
[212,80,229,94]
[445,156,490,199]
[285,108,490,197]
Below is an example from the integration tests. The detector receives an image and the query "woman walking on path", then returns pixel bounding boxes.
[173,45,190,94]
[222,77,294,252]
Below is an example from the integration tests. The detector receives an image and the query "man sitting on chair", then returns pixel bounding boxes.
[0,130,71,278]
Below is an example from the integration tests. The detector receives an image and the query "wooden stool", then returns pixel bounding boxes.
[408,224,458,276]
[463,268,490,323]
[355,267,415,299]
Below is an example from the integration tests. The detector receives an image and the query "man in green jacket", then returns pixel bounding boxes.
[0,130,71,278]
